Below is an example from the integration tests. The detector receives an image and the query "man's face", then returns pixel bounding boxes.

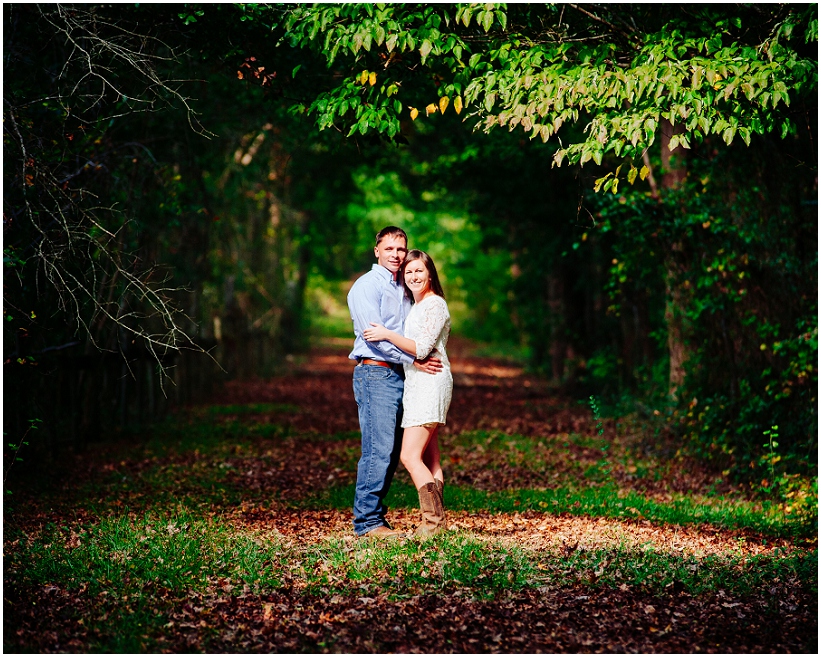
[374,234,408,274]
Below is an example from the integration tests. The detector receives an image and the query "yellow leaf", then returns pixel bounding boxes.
[410,107,419,120]
[639,165,649,181]
[425,103,437,116]
[439,96,449,114]
[368,71,377,86]
[454,96,463,114]
[359,70,368,85]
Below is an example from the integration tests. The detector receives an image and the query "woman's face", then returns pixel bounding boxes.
[404,258,431,297]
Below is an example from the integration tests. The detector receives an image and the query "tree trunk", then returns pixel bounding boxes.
[664,265,688,399]
[659,119,689,399]
[547,270,566,384]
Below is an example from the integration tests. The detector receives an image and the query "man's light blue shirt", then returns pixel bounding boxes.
[348,264,414,365]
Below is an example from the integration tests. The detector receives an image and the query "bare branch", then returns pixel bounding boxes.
[567,4,639,46]
[38,4,214,137]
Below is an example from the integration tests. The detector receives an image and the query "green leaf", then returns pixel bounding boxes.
[482,9,494,32]
[593,173,611,193]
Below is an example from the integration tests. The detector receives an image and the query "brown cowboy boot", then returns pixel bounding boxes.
[415,481,445,536]
[359,525,404,540]
[434,478,447,530]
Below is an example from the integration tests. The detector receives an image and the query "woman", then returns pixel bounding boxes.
[363,250,453,536]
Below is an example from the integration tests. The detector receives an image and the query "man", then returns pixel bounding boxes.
[347,226,441,538]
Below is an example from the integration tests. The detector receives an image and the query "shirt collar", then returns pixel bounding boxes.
[372,263,400,284]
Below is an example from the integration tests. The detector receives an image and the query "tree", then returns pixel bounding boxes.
[3,4,209,370]
[282,3,816,184]
[4,3,815,485]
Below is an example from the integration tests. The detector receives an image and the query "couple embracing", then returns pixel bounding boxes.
[347,226,453,539]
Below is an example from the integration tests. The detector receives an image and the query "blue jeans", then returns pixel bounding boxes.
[352,363,404,536]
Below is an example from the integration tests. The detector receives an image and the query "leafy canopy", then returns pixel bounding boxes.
[282,3,817,183]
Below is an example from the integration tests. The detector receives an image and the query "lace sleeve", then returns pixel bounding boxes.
[414,297,449,359]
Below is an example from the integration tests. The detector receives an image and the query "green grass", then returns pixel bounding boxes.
[16,412,810,539]
[7,509,815,609]
[464,340,530,363]
[142,417,256,456]
[5,405,817,652]
[5,509,290,652]
[112,416,812,539]
[536,545,817,596]
[448,430,656,483]
[305,481,814,539]
[4,510,287,593]
[6,494,816,651]
[302,533,537,597]
[308,311,354,340]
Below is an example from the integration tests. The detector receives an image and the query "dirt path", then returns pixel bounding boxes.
[217,337,756,504]
[4,339,816,653]
[213,336,557,437]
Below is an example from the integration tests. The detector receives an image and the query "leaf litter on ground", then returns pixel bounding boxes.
[3,337,816,653]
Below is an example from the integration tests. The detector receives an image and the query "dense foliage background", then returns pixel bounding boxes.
[4,4,817,501]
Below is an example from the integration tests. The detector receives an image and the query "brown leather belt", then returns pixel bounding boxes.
[360,358,399,369]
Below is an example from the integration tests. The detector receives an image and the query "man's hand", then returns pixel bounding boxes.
[413,355,443,374]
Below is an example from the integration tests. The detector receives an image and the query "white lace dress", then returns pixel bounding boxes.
[401,295,453,428]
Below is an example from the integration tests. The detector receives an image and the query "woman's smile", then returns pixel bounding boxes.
[404,261,431,298]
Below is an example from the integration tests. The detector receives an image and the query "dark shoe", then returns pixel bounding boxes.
[415,481,445,536]
[360,525,404,540]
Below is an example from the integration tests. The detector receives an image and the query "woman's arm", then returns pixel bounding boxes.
[362,323,417,356]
